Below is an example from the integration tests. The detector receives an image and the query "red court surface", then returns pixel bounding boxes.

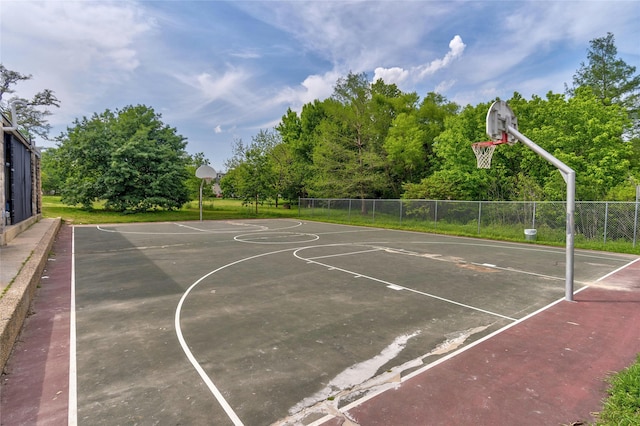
[1,223,639,425]
[333,283,640,425]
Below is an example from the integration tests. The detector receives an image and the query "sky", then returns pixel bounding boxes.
[1,1,639,173]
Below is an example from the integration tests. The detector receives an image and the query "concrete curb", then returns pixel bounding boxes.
[0,218,62,373]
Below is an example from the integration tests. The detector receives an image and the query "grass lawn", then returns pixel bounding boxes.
[41,196,298,224]
[40,195,640,423]
[596,355,640,425]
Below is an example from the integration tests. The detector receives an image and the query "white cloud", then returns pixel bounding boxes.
[298,72,339,104]
[230,51,262,60]
[0,1,155,127]
[174,67,253,107]
[234,2,455,72]
[2,1,153,74]
[434,80,456,94]
[274,70,340,111]
[371,36,465,90]
[416,35,466,79]
[373,67,410,86]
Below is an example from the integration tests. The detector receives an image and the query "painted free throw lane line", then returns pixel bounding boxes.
[293,244,517,322]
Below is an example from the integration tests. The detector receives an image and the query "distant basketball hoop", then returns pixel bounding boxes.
[195,165,216,180]
[195,165,216,221]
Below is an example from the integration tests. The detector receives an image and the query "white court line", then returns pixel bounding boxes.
[593,257,640,282]
[234,231,320,244]
[305,247,385,260]
[68,227,77,426]
[468,262,590,284]
[309,254,638,425]
[361,238,631,262]
[293,246,517,322]
[308,294,570,426]
[311,229,387,236]
[175,247,298,426]
[95,220,304,235]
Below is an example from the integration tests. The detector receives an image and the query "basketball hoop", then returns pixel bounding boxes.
[195,165,216,221]
[472,141,498,169]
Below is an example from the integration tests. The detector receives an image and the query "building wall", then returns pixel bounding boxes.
[0,113,42,246]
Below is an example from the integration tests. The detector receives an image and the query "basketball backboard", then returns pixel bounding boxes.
[195,165,216,180]
[486,100,518,143]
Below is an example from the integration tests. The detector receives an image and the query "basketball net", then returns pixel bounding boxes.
[472,142,497,169]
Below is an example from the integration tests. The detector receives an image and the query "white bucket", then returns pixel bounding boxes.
[524,229,537,241]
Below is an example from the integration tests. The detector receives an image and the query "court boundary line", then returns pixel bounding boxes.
[594,257,640,282]
[68,221,638,425]
[68,227,77,426]
[307,256,640,426]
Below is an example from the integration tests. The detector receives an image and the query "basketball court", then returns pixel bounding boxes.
[36,219,637,425]
[2,100,639,425]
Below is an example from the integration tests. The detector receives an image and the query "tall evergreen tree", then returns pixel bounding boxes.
[567,33,640,136]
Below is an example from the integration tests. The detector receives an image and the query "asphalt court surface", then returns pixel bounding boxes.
[71,219,636,425]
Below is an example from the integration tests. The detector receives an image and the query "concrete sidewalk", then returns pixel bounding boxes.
[0,218,61,373]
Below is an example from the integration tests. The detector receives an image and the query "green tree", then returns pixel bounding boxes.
[0,64,60,140]
[276,102,330,200]
[403,102,493,200]
[222,133,274,213]
[386,92,459,195]
[416,92,460,173]
[310,73,387,210]
[384,112,427,184]
[267,140,296,205]
[569,33,640,109]
[56,105,190,211]
[369,79,420,198]
[567,33,640,137]
[185,153,213,201]
[56,110,115,208]
[40,148,64,195]
[513,89,632,200]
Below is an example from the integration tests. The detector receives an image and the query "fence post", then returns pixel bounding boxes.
[532,201,536,229]
[399,200,402,224]
[348,198,352,222]
[603,201,609,245]
[477,201,482,235]
[634,185,639,248]
[372,199,376,223]
[435,200,438,229]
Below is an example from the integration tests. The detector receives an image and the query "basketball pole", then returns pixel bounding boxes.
[506,125,575,301]
[195,164,216,223]
[199,178,204,222]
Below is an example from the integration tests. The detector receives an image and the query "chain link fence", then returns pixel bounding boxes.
[298,198,639,248]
